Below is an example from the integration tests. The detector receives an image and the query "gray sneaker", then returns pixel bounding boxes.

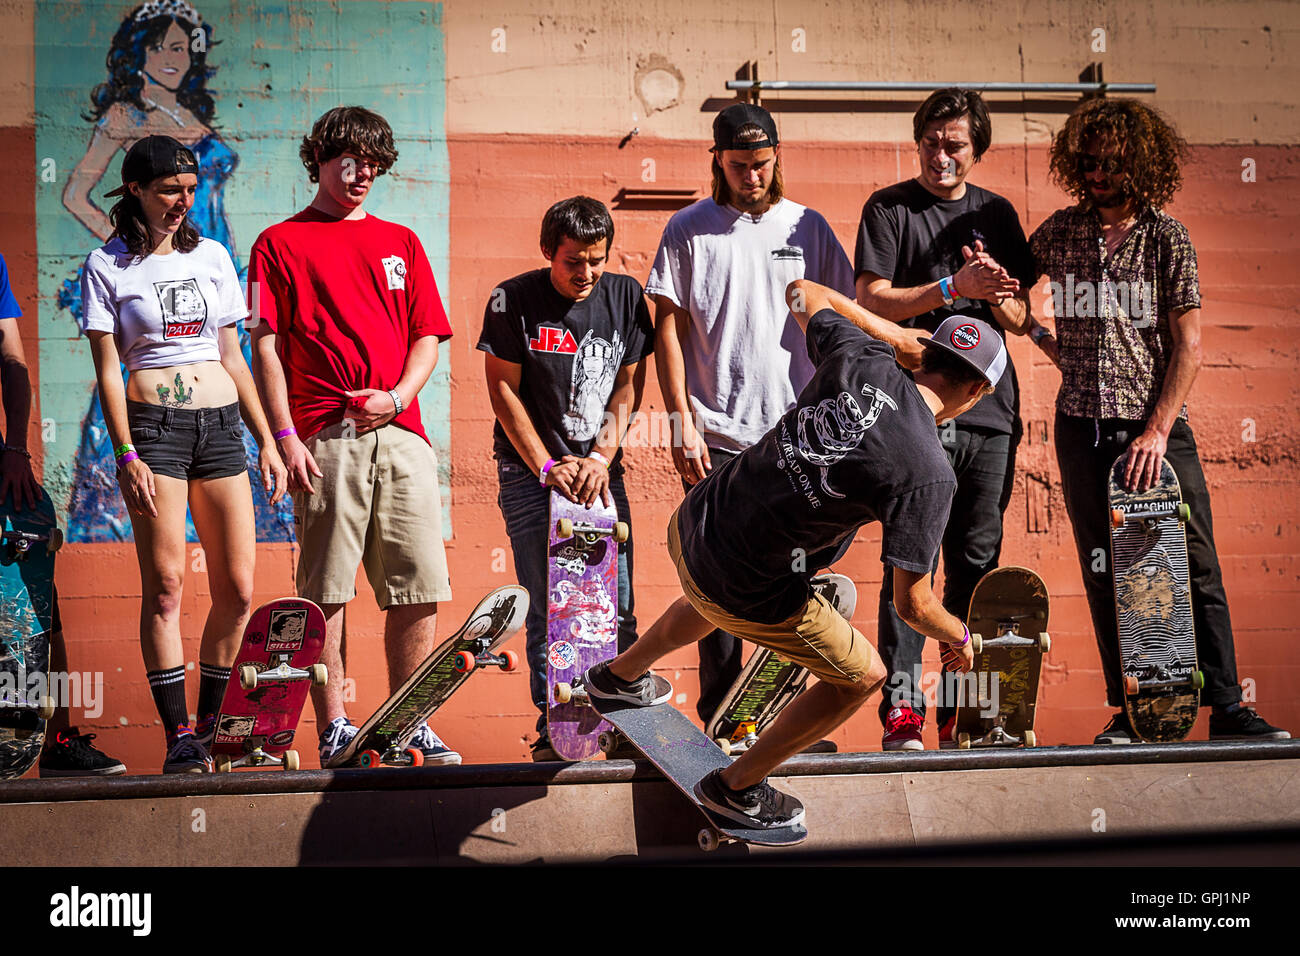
[408,724,462,766]
[583,661,672,707]
[693,768,805,829]
[163,729,213,774]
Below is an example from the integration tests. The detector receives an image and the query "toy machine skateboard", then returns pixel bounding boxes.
[1108,453,1201,742]
[953,566,1051,749]
[329,585,528,768]
[0,495,61,780]
[705,573,857,756]
[592,688,808,852]
[547,491,628,760]
[210,598,327,772]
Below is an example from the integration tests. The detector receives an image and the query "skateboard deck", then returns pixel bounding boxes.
[592,689,808,851]
[704,573,857,755]
[953,566,1051,749]
[1108,454,1200,743]
[0,494,61,780]
[329,585,528,768]
[546,492,627,760]
[210,598,327,772]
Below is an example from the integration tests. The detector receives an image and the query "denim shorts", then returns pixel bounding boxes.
[126,401,247,481]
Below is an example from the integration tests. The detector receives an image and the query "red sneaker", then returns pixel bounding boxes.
[882,702,925,751]
[937,715,956,749]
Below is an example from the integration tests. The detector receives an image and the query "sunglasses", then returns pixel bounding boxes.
[1077,153,1124,176]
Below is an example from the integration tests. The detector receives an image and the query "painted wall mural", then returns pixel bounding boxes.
[34,0,452,542]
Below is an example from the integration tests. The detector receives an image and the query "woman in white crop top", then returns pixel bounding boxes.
[79,135,287,773]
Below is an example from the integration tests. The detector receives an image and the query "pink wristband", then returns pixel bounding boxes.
[539,458,557,486]
[274,427,297,441]
[959,623,970,647]
[116,451,140,468]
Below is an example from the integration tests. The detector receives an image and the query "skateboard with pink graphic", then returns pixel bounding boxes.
[546,490,627,760]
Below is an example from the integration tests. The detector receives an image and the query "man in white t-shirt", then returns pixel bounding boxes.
[646,103,856,721]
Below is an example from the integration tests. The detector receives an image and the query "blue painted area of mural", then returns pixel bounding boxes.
[35,1,450,544]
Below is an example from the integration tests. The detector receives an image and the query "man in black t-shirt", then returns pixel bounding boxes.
[584,279,1003,830]
[477,197,653,760]
[854,88,1037,751]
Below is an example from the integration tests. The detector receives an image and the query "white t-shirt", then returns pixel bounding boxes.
[645,198,855,452]
[79,237,247,371]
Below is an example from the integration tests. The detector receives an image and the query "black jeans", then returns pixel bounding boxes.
[1054,412,1241,709]
[876,423,1018,726]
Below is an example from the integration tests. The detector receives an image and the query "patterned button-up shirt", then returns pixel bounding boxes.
[1029,205,1200,421]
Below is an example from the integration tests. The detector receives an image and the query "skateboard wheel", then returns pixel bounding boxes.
[1111,508,1126,528]
[698,828,721,852]
[47,529,64,553]
[1177,503,1191,523]
[309,663,328,687]
[613,522,629,544]
[969,633,982,655]
[454,650,476,673]
[1038,632,1051,654]
[957,732,971,750]
[214,754,232,773]
[282,750,299,771]
[555,682,573,704]
[1023,729,1037,748]
[500,649,519,672]
[1124,675,1139,696]
[405,747,425,767]
[37,696,55,720]
[557,517,573,539]
[240,664,259,691]
[598,731,619,754]
[359,749,382,769]
[1192,670,1205,690]
[715,737,732,756]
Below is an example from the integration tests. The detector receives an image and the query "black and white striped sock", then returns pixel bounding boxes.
[147,666,188,740]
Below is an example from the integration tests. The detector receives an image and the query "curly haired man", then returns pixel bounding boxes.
[1026,98,1288,743]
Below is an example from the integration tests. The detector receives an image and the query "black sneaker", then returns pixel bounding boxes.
[530,733,562,762]
[583,661,672,708]
[39,728,127,777]
[1209,706,1291,741]
[694,768,805,829]
[163,727,214,773]
[1094,711,1137,744]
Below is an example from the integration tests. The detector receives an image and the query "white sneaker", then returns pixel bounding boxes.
[319,716,359,764]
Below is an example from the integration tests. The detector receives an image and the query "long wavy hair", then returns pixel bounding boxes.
[710,123,785,206]
[85,6,216,124]
[109,188,201,260]
[1049,98,1188,211]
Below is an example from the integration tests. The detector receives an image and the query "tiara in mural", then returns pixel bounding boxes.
[132,0,203,24]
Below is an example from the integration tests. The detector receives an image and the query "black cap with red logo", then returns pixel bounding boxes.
[921,315,1007,387]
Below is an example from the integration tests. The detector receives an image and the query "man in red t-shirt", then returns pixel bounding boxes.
[247,107,457,766]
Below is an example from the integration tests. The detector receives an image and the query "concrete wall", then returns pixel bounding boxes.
[0,0,1296,773]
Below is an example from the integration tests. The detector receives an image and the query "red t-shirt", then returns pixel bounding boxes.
[247,208,452,442]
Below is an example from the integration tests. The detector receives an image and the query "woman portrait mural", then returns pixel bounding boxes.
[54,0,293,542]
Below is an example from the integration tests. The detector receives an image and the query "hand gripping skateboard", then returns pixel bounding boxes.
[591,687,808,852]
[328,585,528,768]
[1108,453,1201,742]
[546,491,627,760]
[0,494,61,780]
[953,566,1051,749]
[705,573,857,755]
[210,598,327,772]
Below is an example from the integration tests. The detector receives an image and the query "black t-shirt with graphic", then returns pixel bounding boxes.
[477,269,653,469]
[678,309,957,624]
[854,179,1034,434]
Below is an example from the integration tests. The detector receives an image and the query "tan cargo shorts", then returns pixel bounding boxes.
[293,422,452,609]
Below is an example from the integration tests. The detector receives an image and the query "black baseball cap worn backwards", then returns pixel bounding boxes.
[712,103,779,151]
[104,135,200,197]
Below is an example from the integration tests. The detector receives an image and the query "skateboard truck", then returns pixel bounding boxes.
[1,527,63,561]
[556,518,629,544]
[214,738,301,773]
[454,635,519,674]
[1123,670,1204,696]
[239,654,328,692]
[1111,502,1191,528]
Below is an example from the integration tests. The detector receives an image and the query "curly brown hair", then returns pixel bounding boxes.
[299,106,399,183]
[1049,98,1189,210]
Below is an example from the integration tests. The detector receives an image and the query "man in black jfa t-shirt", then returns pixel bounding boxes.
[477,196,653,760]
[855,88,1037,751]
[583,279,1004,830]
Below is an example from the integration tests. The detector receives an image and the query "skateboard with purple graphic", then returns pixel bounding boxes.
[1108,453,1201,743]
[210,598,327,772]
[547,491,627,761]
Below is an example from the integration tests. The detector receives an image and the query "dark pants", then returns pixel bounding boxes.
[876,424,1018,726]
[496,460,638,733]
[1054,412,1241,709]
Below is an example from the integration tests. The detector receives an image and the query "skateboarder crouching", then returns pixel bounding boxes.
[585,279,999,828]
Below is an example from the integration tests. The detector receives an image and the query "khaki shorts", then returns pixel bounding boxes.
[667,510,874,687]
[293,422,452,609]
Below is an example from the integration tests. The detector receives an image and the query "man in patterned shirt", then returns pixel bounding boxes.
[1027,98,1288,743]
